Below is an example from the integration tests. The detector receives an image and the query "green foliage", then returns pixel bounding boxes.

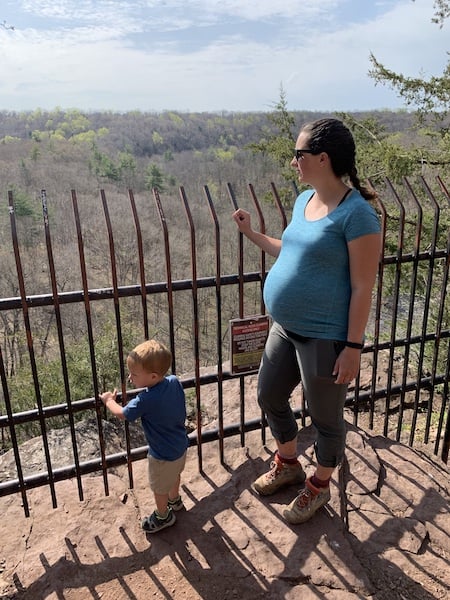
[8,186,36,217]
[368,3,450,168]
[152,131,164,145]
[246,85,300,204]
[4,319,140,444]
[90,145,121,181]
[118,150,137,186]
[247,87,431,201]
[72,130,98,145]
[167,112,184,126]
[369,52,450,119]
[144,163,166,193]
[247,86,296,174]
[213,147,237,161]
[429,0,450,25]
[29,145,40,162]
[93,321,138,393]
[337,112,425,185]
[31,130,42,142]
[1,135,21,144]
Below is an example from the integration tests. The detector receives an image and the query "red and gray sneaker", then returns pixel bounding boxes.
[283,477,331,524]
[252,453,306,496]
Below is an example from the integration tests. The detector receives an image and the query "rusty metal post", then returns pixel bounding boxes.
[100,189,133,490]
[203,185,225,463]
[179,186,203,471]
[71,190,109,496]
[8,190,58,508]
[128,189,149,340]
[40,190,84,501]
[152,189,176,373]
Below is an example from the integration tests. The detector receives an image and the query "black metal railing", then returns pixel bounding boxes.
[0,177,449,516]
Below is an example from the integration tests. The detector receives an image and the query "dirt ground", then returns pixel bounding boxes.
[1,372,449,599]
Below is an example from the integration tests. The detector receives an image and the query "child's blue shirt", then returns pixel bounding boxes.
[123,374,188,461]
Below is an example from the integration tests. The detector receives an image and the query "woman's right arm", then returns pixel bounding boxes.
[232,208,282,257]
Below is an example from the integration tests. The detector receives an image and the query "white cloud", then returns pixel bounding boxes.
[0,0,447,112]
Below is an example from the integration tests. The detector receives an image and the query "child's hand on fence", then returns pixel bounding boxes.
[100,389,117,407]
[100,389,126,419]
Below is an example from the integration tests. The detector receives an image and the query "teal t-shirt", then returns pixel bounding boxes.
[263,189,380,340]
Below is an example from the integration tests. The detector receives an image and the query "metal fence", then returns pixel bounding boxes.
[0,177,449,517]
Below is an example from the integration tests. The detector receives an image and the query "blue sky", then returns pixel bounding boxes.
[0,0,448,113]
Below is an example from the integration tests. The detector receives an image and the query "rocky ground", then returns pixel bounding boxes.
[0,373,449,599]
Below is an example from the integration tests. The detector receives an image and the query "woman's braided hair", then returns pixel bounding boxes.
[302,118,377,201]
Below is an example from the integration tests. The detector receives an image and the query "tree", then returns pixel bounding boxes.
[247,85,296,180]
[246,85,299,204]
[369,1,450,121]
[369,54,450,120]
[430,0,450,25]
[144,163,166,193]
[368,2,450,173]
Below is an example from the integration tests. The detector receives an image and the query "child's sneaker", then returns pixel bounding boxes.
[252,453,306,496]
[141,509,176,533]
[168,495,184,512]
[283,477,331,524]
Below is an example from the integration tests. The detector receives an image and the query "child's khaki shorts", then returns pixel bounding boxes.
[147,452,187,495]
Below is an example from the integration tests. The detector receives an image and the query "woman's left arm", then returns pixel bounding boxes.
[333,232,381,384]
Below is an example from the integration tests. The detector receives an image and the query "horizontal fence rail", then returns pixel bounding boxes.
[0,177,449,516]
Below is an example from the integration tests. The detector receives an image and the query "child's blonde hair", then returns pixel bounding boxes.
[127,339,172,376]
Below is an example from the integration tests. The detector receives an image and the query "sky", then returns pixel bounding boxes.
[0,0,448,114]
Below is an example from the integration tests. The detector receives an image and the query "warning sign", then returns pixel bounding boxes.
[230,315,270,375]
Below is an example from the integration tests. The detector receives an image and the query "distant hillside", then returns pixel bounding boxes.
[0,108,416,158]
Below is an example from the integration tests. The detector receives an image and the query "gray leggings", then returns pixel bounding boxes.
[258,321,348,468]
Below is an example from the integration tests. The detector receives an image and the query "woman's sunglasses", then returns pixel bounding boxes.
[294,148,316,160]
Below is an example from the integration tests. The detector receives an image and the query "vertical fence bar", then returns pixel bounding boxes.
[247,184,269,443]
[396,179,423,441]
[128,190,149,340]
[383,179,406,437]
[369,184,388,430]
[152,189,176,374]
[425,202,449,453]
[71,190,109,496]
[434,176,450,460]
[227,183,246,447]
[100,190,133,489]
[0,343,29,515]
[441,346,450,463]
[179,186,203,471]
[351,163,381,425]
[418,177,443,444]
[203,185,225,463]
[8,190,58,508]
[40,190,84,501]
[408,178,440,446]
[227,183,244,318]
[270,182,288,230]
[247,184,266,315]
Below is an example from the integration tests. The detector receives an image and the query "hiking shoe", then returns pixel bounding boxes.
[283,477,331,524]
[252,453,306,496]
[141,509,176,533]
[168,495,185,512]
